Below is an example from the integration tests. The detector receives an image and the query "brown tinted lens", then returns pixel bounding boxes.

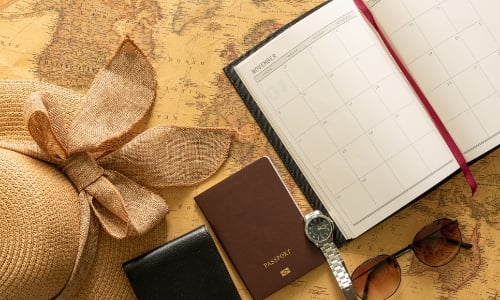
[412,218,461,266]
[352,255,401,300]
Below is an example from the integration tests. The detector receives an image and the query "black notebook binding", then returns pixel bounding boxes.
[123,225,241,300]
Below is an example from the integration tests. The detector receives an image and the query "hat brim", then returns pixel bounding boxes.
[0,80,83,142]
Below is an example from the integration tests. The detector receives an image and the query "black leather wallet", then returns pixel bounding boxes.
[123,225,241,300]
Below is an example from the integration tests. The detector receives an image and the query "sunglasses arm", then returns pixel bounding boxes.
[421,236,473,250]
[461,242,473,249]
[415,235,473,250]
[450,239,473,250]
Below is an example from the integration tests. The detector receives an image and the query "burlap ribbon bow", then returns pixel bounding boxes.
[0,39,234,298]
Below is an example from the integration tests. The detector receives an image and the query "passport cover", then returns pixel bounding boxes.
[122,225,240,300]
[194,157,324,299]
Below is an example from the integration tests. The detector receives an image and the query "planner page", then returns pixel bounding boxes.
[232,0,460,239]
[368,0,500,161]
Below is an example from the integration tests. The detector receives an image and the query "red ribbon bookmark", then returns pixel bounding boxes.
[353,0,476,194]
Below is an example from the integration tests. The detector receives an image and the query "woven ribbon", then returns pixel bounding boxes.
[0,39,234,298]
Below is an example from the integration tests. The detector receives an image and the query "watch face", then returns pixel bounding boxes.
[306,216,333,243]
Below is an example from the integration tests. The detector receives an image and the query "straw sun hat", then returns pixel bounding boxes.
[0,39,235,299]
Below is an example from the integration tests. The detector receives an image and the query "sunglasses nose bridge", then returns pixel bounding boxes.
[393,245,413,259]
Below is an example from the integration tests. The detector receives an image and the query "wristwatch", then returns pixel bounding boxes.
[304,210,357,300]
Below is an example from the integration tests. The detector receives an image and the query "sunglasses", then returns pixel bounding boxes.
[350,218,472,300]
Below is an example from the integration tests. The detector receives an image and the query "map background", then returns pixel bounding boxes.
[0,0,498,299]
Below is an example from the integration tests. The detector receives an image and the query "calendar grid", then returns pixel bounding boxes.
[255,8,452,226]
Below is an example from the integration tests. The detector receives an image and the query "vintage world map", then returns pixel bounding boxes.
[0,0,498,299]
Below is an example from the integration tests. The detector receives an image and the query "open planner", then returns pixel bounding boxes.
[224,0,500,243]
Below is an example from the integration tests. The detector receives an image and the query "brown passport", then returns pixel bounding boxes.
[195,157,324,299]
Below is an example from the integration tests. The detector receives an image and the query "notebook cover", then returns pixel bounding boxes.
[194,157,325,300]
[223,0,346,246]
[122,225,240,300]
